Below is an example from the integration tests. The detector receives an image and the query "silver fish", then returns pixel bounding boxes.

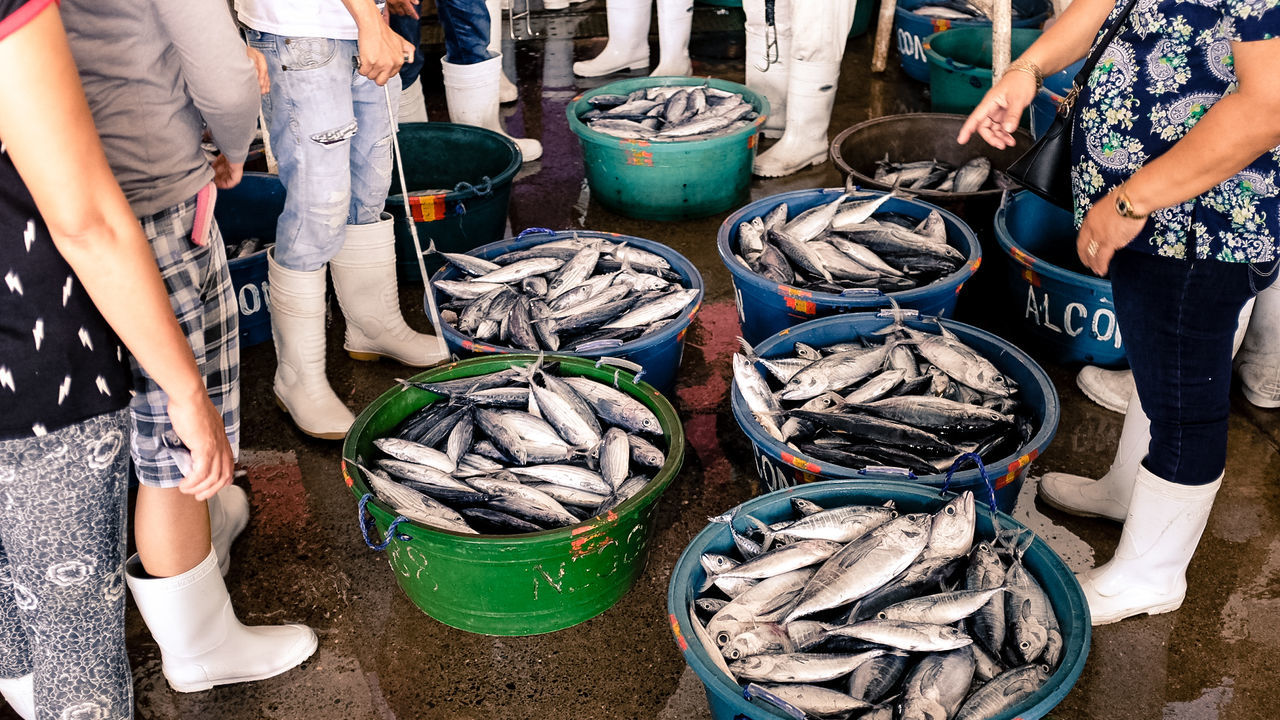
[729,650,886,684]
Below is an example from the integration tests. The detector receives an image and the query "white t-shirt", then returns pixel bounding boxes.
[235,0,365,40]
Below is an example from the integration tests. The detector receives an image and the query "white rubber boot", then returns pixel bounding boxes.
[209,484,250,578]
[0,674,34,720]
[1237,284,1280,408]
[751,58,838,177]
[1039,393,1150,522]
[397,76,430,123]
[649,0,693,76]
[126,548,317,692]
[330,215,449,368]
[1075,366,1135,415]
[267,250,355,440]
[743,0,791,137]
[573,0,651,77]
[485,0,520,102]
[442,55,543,161]
[1079,465,1221,625]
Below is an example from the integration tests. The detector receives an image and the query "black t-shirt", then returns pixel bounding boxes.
[0,0,132,439]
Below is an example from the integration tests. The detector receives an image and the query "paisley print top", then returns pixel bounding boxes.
[1070,0,1280,262]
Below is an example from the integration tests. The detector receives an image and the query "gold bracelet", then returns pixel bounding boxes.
[1115,184,1149,220]
[1007,58,1043,89]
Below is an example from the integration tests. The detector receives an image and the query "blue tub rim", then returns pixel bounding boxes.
[716,187,983,311]
[565,76,770,149]
[383,121,522,208]
[730,312,1061,492]
[666,479,1091,720]
[896,0,1052,26]
[427,229,705,365]
[994,190,1113,295]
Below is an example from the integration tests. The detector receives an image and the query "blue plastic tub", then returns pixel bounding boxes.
[212,172,282,348]
[428,230,703,396]
[894,0,1051,83]
[732,313,1059,512]
[1031,59,1084,138]
[667,480,1090,720]
[718,188,982,347]
[995,191,1127,367]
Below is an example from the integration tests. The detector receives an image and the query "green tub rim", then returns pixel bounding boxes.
[383,121,522,209]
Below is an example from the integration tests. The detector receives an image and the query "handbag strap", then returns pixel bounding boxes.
[1062,0,1142,109]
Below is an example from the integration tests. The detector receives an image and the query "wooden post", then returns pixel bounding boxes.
[871,0,899,72]
[991,0,1012,82]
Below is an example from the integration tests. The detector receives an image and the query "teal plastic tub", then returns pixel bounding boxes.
[667,480,1090,720]
[212,172,281,348]
[924,28,1043,114]
[895,0,1051,82]
[566,77,769,220]
[718,188,981,346]
[995,191,1127,367]
[731,313,1059,513]
[384,122,521,282]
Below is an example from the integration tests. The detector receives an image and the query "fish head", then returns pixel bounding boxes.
[1013,599,1050,663]
[926,492,976,556]
[700,552,737,575]
[779,375,822,401]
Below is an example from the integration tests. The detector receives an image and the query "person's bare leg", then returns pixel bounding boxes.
[134,486,211,578]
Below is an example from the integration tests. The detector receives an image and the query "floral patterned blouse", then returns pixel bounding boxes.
[1070,0,1280,263]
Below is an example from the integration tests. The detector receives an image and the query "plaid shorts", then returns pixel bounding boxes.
[129,190,240,488]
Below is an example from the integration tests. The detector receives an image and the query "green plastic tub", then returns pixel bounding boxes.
[384,122,521,281]
[924,28,1043,114]
[668,480,1090,720]
[341,354,685,636]
[566,77,769,220]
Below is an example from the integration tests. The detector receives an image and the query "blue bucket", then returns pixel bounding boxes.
[718,188,981,347]
[731,313,1059,512]
[428,230,704,396]
[1031,59,1084,138]
[667,480,1090,720]
[995,191,1127,367]
[894,0,1051,83]
[212,172,282,348]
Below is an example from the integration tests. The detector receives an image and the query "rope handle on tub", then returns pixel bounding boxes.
[358,494,414,551]
[453,175,493,198]
[593,356,646,387]
[517,227,556,239]
[942,452,1001,536]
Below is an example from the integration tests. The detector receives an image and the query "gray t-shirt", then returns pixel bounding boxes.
[62,0,260,218]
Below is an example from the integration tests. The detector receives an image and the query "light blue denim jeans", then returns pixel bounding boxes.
[246,29,400,271]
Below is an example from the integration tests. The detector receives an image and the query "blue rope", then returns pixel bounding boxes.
[452,175,493,198]
[357,494,413,551]
[518,227,555,238]
[942,452,1001,532]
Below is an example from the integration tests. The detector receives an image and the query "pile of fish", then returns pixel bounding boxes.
[433,235,699,353]
[874,157,995,193]
[687,491,1063,720]
[359,360,668,535]
[224,236,272,259]
[910,0,1028,20]
[734,316,1034,477]
[579,85,758,141]
[733,191,965,296]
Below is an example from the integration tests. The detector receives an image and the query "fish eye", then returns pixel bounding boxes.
[877,612,887,620]
[728,650,739,659]
[716,633,730,646]
[1020,641,1030,650]
[945,506,956,516]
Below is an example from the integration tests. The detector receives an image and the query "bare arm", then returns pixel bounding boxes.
[341,0,414,85]
[958,0,1117,147]
[0,3,232,499]
[1077,36,1280,275]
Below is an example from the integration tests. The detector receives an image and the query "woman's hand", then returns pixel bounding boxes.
[1077,188,1147,276]
[957,71,1039,149]
[168,390,234,501]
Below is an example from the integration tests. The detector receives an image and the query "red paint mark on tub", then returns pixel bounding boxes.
[239,450,309,533]
[781,451,822,474]
[670,613,689,651]
[1010,246,1036,269]
[748,134,758,149]
[786,297,818,315]
[1022,268,1041,287]
[570,512,618,558]
[409,194,446,222]
[341,460,354,488]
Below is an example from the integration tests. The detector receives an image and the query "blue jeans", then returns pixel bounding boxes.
[390,14,426,86]
[246,29,399,271]
[437,0,496,65]
[1111,249,1278,485]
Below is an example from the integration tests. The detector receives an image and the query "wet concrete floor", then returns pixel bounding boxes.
[14,4,1279,719]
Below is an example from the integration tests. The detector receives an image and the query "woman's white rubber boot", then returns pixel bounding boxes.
[1039,393,1150,522]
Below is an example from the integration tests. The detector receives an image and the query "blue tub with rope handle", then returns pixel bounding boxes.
[385,122,522,282]
[731,313,1059,513]
[667,479,1090,719]
[427,229,704,397]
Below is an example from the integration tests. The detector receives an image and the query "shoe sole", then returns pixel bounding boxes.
[1038,485,1125,522]
[1075,375,1129,414]
[274,395,348,441]
[572,61,649,78]
[346,348,449,368]
[1090,599,1183,625]
[752,153,826,178]
[165,631,319,693]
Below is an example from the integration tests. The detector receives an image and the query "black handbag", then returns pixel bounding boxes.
[1006,0,1141,209]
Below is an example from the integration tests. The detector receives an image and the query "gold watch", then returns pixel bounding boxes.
[1114,186,1148,220]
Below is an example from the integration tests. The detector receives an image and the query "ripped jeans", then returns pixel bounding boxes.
[246,29,399,271]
